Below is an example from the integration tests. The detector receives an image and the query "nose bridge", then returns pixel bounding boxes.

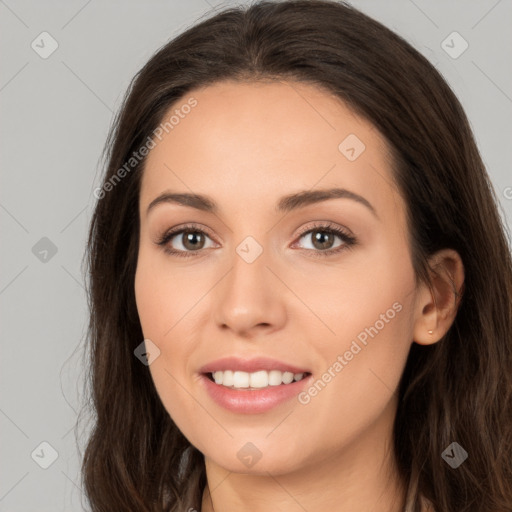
[212,234,286,335]
[224,236,272,310]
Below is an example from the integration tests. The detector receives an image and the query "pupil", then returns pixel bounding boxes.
[184,231,203,250]
[314,231,333,250]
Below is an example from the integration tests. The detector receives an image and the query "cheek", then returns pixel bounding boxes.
[134,255,191,376]
[296,251,415,425]
[134,251,205,436]
[134,248,195,339]
[291,243,414,352]
[135,253,163,338]
[292,297,414,461]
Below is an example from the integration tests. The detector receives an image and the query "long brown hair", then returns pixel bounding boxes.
[80,1,512,510]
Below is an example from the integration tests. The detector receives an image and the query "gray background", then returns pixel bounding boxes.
[1,0,511,510]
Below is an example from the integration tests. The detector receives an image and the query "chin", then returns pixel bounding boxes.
[202,439,312,476]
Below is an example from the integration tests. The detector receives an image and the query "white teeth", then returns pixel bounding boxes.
[210,370,308,389]
[233,371,250,388]
[223,370,234,386]
[250,370,268,388]
[268,370,283,386]
[282,371,294,384]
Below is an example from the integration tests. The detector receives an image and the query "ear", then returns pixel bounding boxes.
[413,248,465,345]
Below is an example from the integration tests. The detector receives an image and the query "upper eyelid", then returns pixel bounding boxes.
[295,221,353,237]
[164,223,218,242]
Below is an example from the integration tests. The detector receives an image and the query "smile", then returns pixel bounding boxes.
[209,369,309,389]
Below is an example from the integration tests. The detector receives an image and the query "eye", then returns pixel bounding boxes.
[293,221,357,257]
[156,221,357,258]
[156,223,217,258]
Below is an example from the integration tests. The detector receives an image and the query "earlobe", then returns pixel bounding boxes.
[412,249,465,346]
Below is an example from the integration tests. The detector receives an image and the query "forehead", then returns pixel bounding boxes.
[139,79,399,219]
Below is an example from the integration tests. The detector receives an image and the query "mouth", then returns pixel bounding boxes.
[199,370,313,414]
[198,356,313,413]
[203,369,312,390]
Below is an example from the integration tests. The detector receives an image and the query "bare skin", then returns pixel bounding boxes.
[134,80,464,512]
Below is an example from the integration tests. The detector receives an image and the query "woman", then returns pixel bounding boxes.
[81,1,512,511]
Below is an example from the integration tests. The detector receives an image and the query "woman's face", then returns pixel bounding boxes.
[135,80,419,474]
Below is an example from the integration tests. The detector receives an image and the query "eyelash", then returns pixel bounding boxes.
[156,221,357,259]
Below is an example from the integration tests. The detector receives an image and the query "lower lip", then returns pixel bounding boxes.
[199,374,312,414]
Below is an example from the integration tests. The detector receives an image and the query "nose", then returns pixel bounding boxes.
[212,245,287,338]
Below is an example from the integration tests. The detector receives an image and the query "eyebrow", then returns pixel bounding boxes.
[146,187,378,218]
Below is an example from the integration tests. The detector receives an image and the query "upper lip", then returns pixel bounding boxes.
[199,356,310,375]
